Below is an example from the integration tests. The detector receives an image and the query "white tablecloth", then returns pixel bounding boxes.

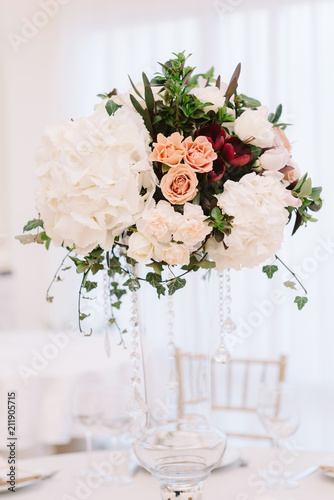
[0,330,131,450]
[0,448,333,499]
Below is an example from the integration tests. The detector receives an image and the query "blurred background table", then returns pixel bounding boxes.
[0,330,130,453]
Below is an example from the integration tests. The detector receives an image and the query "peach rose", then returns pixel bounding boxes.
[149,132,185,167]
[183,136,217,173]
[160,165,198,205]
[274,127,292,152]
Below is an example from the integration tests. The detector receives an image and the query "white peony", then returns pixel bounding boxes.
[189,76,229,113]
[136,200,182,244]
[154,242,190,266]
[35,105,157,255]
[206,171,290,270]
[234,106,275,148]
[173,203,212,248]
[127,232,155,263]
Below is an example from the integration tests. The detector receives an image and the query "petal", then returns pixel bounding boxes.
[222,143,235,162]
[229,154,253,167]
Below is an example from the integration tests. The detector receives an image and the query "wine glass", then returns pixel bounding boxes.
[257,382,300,490]
[72,383,104,476]
[99,384,135,485]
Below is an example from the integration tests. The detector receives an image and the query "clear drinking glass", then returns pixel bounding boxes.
[99,384,136,485]
[72,383,104,476]
[257,382,300,490]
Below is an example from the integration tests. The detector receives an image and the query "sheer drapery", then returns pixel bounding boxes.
[1,0,333,448]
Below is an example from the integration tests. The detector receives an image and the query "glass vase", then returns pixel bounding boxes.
[133,273,227,500]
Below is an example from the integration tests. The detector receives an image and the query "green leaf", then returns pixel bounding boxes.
[89,247,104,259]
[91,263,104,275]
[269,103,283,124]
[128,75,144,100]
[197,259,216,269]
[40,231,51,249]
[294,173,308,191]
[130,93,145,118]
[146,272,166,297]
[146,272,162,288]
[112,301,122,310]
[284,280,297,290]
[167,277,187,295]
[294,296,308,310]
[211,207,221,220]
[155,284,166,298]
[262,265,278,279]
[299,178,312,197]
[225,63,241,103]
[105,100,122,116]
[192,192,201,205]
[46,296,54,303]
[309,186,322,201]
[108,256,122,276]
[248,144,262,162]
[124,278,141,292]
[76,262,90,274]
[239,94,261,108]
[23,219,44,232]
[146,261,163,276]
[109,318,116,326]
[125,255,137,267]
[144,83,155,114]
[79,313,90,321]
[83,280,97,292]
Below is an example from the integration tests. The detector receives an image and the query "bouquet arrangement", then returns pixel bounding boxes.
[19,52,322,332]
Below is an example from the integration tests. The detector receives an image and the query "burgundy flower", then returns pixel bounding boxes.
[198,124,226,152]
[222,136,253,167]
[208,157,225,182]
[199,124,253,168]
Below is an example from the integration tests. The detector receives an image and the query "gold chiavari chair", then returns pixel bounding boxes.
[175,350,286,440]
[175,349,210,419]
[212,356,287,440]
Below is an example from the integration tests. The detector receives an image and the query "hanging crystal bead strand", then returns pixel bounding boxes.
[223,268,236,335]
[126,267,147,419]
[167,293,179,393]
[213,270,231,364]
[103,257,111,357]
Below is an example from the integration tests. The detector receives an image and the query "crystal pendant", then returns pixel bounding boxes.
[167,369,179,393]
[213,346,231,364]
[222,317,236,334]
[126,387,147,419]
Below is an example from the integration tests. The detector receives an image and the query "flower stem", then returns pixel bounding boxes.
[275,254,308,295]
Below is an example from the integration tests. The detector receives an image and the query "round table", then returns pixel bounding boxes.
[1,448,333,499]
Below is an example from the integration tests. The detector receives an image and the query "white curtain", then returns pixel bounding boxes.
[1,0,333,448]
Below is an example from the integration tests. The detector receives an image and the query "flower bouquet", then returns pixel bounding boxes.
[18,52,323,500]
[18,52,322,333]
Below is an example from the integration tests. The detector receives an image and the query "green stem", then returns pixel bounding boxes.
[46,250,72,301]
[275,254,308,296]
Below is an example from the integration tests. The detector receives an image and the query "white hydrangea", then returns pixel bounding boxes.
[35,105,157,255]
[206,171,289,270]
